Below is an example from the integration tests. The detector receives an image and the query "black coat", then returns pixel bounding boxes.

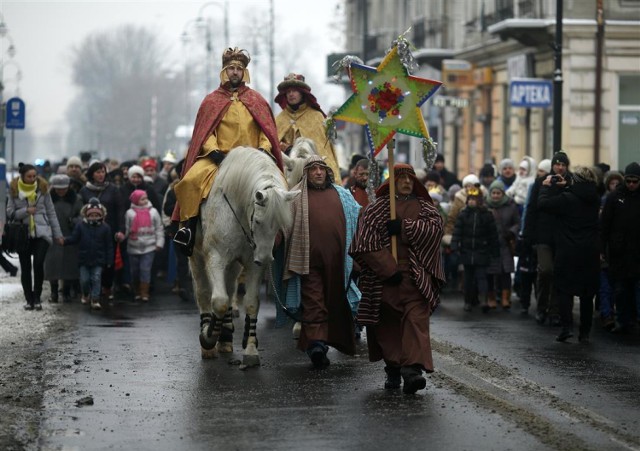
[451,205,500,266]
[600,184,640,279]
[65,221,114,267]
[522,172,572,247]
[80,182,125,235]
[538,181,600,297]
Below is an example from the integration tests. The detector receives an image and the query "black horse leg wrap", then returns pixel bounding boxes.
[199,313,213,328]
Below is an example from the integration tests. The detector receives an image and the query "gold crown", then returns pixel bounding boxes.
[467,187,481,197]
[222,47,250,68]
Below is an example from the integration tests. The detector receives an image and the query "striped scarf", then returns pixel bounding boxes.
[350,194,446,325]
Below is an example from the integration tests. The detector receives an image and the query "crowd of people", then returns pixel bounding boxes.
[2,45,638,395]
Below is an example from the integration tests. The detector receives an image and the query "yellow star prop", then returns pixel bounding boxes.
[333,46,442,156]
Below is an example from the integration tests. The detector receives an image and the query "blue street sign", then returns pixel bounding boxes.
[5,97,25,129]
[509,79,553,108]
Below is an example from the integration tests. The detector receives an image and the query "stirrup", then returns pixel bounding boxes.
[173,227,192,246]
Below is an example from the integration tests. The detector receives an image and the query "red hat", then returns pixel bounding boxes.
[142,159,157,170]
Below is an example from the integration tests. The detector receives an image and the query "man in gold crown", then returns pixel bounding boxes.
[274,73,340,177]
[172,48,283,255]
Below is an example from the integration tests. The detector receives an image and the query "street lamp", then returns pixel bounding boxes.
[0,12,17,163]
[197,1,229,94]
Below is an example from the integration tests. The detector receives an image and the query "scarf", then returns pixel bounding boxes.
[129,203,152,241]
[18,178,38,234]
[486,194,509,208]
[85,180,108,193]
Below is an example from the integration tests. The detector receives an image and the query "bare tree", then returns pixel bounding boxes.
[66,25,184,160]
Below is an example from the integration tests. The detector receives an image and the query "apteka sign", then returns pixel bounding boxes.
[509,78,553,108]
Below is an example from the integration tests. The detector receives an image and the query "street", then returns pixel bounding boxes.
[1,274,639,451]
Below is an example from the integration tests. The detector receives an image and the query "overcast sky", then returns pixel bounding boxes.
[1,0,344,159]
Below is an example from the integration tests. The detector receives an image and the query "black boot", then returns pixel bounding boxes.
[49,281,59,303]
[401,365,426,394]
[23,291,35,311]
[173,217,198,257]
[384,366,401,389]
[556,327,573,342]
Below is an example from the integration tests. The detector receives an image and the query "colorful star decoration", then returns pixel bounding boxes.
[333,46,442,156]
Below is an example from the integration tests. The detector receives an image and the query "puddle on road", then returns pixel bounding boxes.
[87,321,135,328]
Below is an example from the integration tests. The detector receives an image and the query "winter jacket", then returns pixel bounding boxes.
[125,206,164,255]
[44,189,83,280]
[522,172,572,247]
[600,184,640,279]
[451,205,500,266]
[538,181,600,297]
[80,182,125,236]
[6,176,62,245]
[65,220,113,267]
[487,199,520,274]
[506,156,537,207]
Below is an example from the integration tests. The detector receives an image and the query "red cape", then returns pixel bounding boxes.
[181,83,282,177]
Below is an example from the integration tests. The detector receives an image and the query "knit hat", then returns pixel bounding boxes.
[82,197,106,219]
[489,179,506,193]
[499,158,515,170]
[480,163,496,178]
[426,170,441,183]
[552,151,570,166]
[66,156,82,168]
[128,165,145,179]
[624,162,640,178]
[142,159,157,171]
[50,174,70,189]
[462,174,480,187]
[129,189,147,205]
[538,159,551,174]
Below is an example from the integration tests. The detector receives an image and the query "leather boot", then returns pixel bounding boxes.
[139,282,150,302]
[384,366,401,389]
[401,365,426,394]
[487,291,497,309]
[133,281,141,301]
[501,289,511,310]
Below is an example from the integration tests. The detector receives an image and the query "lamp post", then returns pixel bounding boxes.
[552,0,563,153]
[197,1,229,94]
[181,19,198,129]
[0,13,17,162]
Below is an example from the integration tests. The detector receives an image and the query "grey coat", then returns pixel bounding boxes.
[44,190,82,280]
[7,177,63,245]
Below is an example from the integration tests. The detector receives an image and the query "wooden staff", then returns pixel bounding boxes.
[387,139,397,261]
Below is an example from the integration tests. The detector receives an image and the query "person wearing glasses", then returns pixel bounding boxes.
[600,162,640,334]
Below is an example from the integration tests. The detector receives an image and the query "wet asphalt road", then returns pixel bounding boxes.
[36,283,640,451]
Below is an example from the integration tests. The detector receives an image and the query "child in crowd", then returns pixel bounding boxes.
[64,198,113,310]
[451,187,500,312]
[125,190,164,302]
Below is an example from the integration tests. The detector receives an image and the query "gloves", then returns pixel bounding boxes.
[209,150,226,166]
[386,219,402,236]
[384,272,403,286]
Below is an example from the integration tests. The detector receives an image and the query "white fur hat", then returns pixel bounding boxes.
[128,165,145,179]
[462,174,480,187]
[538,159,551,174]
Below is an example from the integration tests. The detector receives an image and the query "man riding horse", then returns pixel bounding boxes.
[172,47,284,256]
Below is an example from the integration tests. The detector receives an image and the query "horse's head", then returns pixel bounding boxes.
[250,187,300,266]
[284,137,318,187]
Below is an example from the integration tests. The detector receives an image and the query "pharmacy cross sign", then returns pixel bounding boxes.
[333,46,442,156]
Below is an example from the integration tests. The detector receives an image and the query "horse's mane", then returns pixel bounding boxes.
[213,147,291,227]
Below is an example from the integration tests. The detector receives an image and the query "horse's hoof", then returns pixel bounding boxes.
[242,354,260,368]
[216,341,233,353]
[292,322,301,340]
[201,347,219,359]
[199,333,218,351]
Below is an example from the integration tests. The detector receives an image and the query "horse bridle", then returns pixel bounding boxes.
[222,184,275,251]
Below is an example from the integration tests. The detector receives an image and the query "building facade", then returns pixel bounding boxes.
[343,0,640,175]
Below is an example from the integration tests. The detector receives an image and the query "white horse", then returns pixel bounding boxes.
[191,146,299,366]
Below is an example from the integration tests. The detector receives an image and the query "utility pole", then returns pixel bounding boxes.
[552,0,563,153]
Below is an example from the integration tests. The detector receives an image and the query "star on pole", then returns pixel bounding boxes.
[333,46,442,156]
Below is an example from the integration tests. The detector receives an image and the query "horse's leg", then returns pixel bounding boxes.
[198,252,228,359]
[190,251,218,359]
[216,262,241,353]
[240,266,263,368]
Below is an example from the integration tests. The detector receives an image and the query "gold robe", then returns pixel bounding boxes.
[174,92,272,222]
[275,104,340,178]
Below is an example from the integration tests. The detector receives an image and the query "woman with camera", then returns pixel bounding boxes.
[7,163,64,310]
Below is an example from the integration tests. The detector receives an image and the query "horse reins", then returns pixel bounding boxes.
[222,191,256,250]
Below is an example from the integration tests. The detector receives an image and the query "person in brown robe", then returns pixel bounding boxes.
[350,164,445,394]
[349,159,371,208]
[285,156,361,369]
